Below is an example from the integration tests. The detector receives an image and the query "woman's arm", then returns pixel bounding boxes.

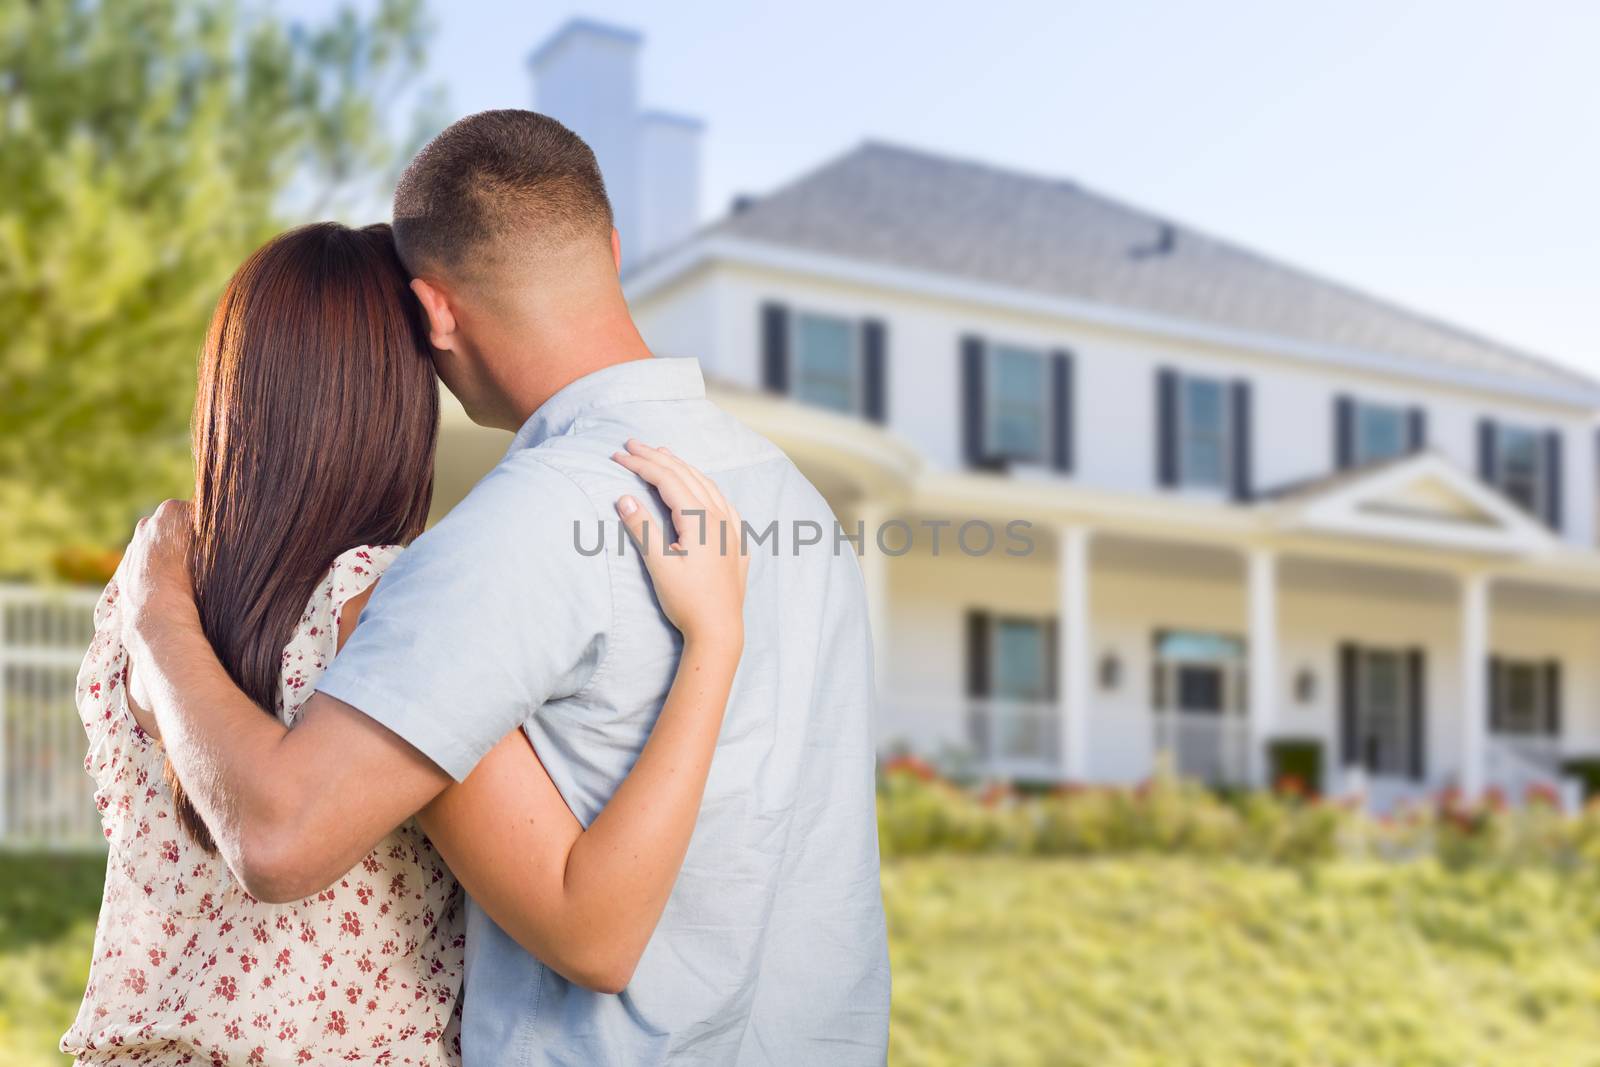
[413,441,747,994]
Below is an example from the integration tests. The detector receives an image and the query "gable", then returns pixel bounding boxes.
[1277,453,1557,556]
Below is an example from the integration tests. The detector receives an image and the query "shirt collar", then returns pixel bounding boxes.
[507,357,706,453]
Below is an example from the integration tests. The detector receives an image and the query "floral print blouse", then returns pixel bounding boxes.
[62,546,464,1066]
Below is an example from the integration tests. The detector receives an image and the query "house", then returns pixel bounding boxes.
[432,20,1600,806]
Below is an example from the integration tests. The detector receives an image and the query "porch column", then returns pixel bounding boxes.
[854,504,890,704]
[1246,548,1278,787]
[1058,526,1092,781]
[1459,572,1489,800]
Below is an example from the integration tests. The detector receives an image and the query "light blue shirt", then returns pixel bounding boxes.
[318,358,890,1066]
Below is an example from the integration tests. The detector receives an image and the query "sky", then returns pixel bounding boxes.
[280,0,1600,380]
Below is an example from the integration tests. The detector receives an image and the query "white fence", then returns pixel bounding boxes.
[0,584,104,849]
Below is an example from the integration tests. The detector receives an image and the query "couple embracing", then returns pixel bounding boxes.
[63,110,890,1066]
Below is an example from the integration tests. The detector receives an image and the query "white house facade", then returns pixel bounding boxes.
[436,21,1600,807]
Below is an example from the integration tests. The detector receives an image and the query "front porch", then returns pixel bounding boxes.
[830,450,1600,807]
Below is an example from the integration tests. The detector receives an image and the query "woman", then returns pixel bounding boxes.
[63,222,748,1065]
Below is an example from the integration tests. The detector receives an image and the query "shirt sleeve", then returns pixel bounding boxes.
[315,452,611,781]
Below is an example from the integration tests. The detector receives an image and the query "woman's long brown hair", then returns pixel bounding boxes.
[169,222,439,854]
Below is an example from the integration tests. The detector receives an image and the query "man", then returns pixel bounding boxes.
[119,110,890,1064]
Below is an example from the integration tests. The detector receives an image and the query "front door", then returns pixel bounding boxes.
[1341,644,1424,781]
[1358,650,1408,776]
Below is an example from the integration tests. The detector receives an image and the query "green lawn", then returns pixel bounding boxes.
[8,852,1600,1066]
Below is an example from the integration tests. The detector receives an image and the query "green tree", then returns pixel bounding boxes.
[0,0,434,581]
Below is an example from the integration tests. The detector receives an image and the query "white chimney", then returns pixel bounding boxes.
[638,111,703,261]
[528,20,703,270]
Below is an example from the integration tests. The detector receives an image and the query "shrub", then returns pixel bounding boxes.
[878,760,1597,871]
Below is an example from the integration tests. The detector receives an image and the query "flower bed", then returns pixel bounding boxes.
[878,756,1600,870]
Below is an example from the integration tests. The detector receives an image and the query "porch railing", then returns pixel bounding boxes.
[967,699,1060,781]
[1153,710,1249,787]
[1486,734,1567,803]
[0,583,103,849]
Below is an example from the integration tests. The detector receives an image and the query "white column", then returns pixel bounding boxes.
[1246,548,1278,787]
[1059,526,1092,781]
[854,504,890,705]
[1459,572,1489,800]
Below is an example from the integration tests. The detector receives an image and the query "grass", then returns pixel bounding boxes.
[0,852,103,1067]
[8,851,1600,1066]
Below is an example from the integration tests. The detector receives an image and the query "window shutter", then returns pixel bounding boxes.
[1488,656,1504,732]
[1477,418,1498,483]
[1044,618,1059,701]
[1050,350,1074,473]
[1407,407,1427,453]
[961,336,987,469]
[1406,648,1426,782]
[1157,368,1179,488]
[1545,659,1562,737]
[1544,430,1563,532]
[862,319,887,424]
[761,303,789,394]
[1339,644,1359,768]
[1230,379,1253,502]
[965,610,991,698]
[1334,395,1355,469]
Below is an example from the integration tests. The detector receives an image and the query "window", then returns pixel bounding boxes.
[1353,402,1408,464]
[1179,376,1231,489]
[985,344,1049,463]
[1356,649,1409,777]
[1496,425,1544,516]
[792,312,858,413]
[1493,659,1557,737]
[992,619,1049,701]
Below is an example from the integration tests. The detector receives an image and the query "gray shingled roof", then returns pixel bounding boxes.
[707,142,1594,395]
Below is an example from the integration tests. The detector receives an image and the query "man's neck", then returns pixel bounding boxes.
[494,308,654,429]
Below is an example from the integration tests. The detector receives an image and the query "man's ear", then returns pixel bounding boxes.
[611,228,622,274]
[409,278,460,350]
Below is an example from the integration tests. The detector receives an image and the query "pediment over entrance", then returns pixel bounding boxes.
[1269,452,1558,556]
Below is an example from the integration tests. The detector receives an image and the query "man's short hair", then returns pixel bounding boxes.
[392,110,613,282]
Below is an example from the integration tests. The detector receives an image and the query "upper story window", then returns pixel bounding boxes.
[1477,418,1561,530]
[793,312,857,413]
[1354,403,1407,464]
[760,302,887,423]
[961,337,1072,473]
[987,344,1049,463]
[1495,425,1544,515]
[1157,368,1252,500]
[1178,375,1231,489]
[1334,396,1424,470]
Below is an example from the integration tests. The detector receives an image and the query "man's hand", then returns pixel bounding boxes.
[119,498,199,655]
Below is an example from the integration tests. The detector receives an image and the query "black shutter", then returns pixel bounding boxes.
[1477,419,1498,484]
[1545,660,1562,737]
[1339,644,1359,768]
[1044,618,1059,700]
[1406,648,1426,781]
[761,303,789,394]
[965,610,991,698]
[1050,350,1074,473]
[1544,430,1563,532]
[1335,395,1355,469]
[1230,380,1253,502]
[1488,656,1504,732]
[1157,368,1179,488]
[861,319,887,424]
[961,336,987,469]
[1407,407,1427,453]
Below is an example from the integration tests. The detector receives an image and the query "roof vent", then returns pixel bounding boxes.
[1129,222,1177,260]
[731,194,758,215]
